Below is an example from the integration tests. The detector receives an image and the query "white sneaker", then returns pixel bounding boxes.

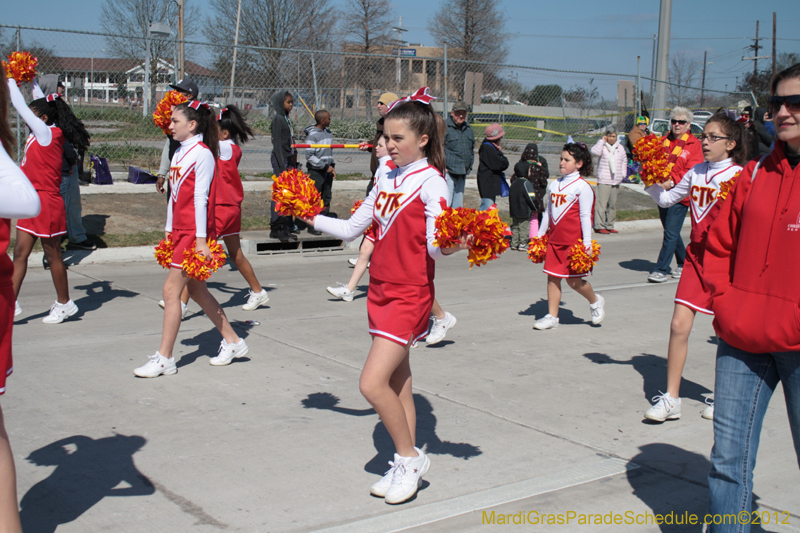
[348,257,358,266]
[326,283,354,302]
[209,338,249,366]
[242,289,269,311]
[426,312,456,345]
[672,266,683,279]
[42,300,78,324]
[14,301,21,317]
[533,314,559,330]
[158,300,189,318]
[133,352,177,378]
[590,294,605,325]
[648,272,668,283]
[371,458,401,497]
[702,397,714,420]
[384,448,430,504]
[644,391,681,421]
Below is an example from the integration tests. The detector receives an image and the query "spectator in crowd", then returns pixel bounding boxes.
[304,109,336,230]
[513,143,548,237]
[627,115,649,152]
[269,89,298,242]
[359,92,399,178]
[508,166,537,250]
[748,106,774,158]
[39,75,95,251]
[443,102,474,208]
[647,107,703,283]
[155,78,198,195]
[591,125,627,234]
[477,123,508,210]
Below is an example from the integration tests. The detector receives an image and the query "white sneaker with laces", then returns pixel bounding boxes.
[533,314,559,330]
[326,283,354,302]
[672,266,683,279]
[242,289,269,311]
[14,301,21,317]
[590,294,605,325]
[644,391,681,421]
[702,397,714,420]
[42,300,78,324]
[209,338,249,366]
[134,352,177,378]
[370,457,401,497]
[159,300,189,318]
[426,312,456,345]
[384,448,430,504]
[348,257,358,266]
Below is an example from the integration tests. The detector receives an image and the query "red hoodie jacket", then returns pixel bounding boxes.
[704,142,800,353]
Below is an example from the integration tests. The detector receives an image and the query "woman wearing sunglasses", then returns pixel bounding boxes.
[647,108,704,283]
[703,63,800,531]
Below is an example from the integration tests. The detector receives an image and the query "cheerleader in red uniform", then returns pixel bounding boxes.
[7,78,89,324]
[303,89,469,504]
[134,101,248,378]
[533,142,605,330]
[215,106,269,311]
[0,67,41,533]
[643,114,746,422]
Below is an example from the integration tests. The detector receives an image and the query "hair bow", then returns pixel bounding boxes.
[188,100,210,112]
[45,93,61,102]
[386,87,436,113]
[216,107,228,121]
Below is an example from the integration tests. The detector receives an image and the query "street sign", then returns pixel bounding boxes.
[391,48,417,57]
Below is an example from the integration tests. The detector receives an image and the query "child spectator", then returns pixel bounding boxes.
[513,143,548,237]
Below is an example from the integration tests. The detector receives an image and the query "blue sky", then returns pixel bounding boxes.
[3,0,799,94]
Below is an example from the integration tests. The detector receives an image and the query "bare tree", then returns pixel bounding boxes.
[668,51,700,107]
[428,0,508,99]
[342,0,394,120]
[100,0,200,110]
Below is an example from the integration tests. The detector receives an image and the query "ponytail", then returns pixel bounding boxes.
[29,96,91,153]
[174,101,219,159]
[385,100,446,177]
[217,105,254,145]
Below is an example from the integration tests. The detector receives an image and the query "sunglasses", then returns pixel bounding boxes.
[698,133,730,142]
[768,94,800,114]
[670,119,688,125]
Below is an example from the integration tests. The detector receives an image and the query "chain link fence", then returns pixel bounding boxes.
[3,25,757,177]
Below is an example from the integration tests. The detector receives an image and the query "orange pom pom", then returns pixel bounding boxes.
[527,235,548,263]
[153,91,188,135]
[567,239,601,275]
[632,134,671,187]
[716,171,739,202]
[3,52,38,86]
[180,239,227,281]
[434,200,511,268]
[271,168,324,218]
[351,199,363,214]
[154,237,174,268]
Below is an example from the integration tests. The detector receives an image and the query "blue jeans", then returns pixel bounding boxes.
[654,203,687,274]
[446,173,466,208]
[59,165,87,242]
[479,197,495,210]
[708,340,800,532]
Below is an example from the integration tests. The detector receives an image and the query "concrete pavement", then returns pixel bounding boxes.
[6,227,799,532]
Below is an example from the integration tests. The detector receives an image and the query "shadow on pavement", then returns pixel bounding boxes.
[206,281,274,310]
[177,325,251,368]
[626,443,768,532]
[520,298,590,325]
[301,392,482,475]
[73,280,138,316]
[583,352,712,404]
[19,434,154,533]
[619,259,658,272]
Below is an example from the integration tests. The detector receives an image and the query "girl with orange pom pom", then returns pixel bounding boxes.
[533,142,605,330]
[302,88,469,504]
[7,77,89,324]
[642,113,746,423]
[133,100,247,378]
[215,105,270,311]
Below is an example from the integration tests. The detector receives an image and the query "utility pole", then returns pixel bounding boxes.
[177,0,184,80]
[391,17,408,93]
[772,12,777,76]
[700,51,707,107]
[742,21,767,78]
[653,0,672,119]
[228,0,242,103]
[649,34,656,102]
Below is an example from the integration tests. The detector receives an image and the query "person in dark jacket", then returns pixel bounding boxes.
[269,89,297,241]
[508,173,537,250]
[444,102,475,208]
[513,143,549,236]
[477,123,509,210]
